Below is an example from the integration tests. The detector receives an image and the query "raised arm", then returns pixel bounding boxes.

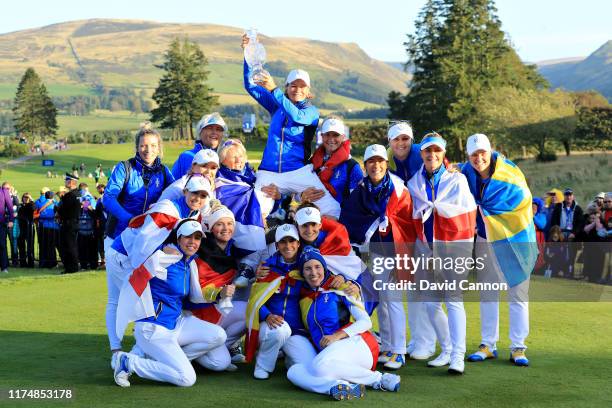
[243,60,278,114]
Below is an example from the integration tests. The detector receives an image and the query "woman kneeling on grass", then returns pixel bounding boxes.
[113,219,233,387]
[286,246,401,400]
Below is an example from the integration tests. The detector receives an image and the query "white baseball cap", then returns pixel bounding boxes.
[466,133,492,155]
[275,224,300,242]
[185,176,212,194]
[286,69,311,87]
[204,206,235,229]
[192,149,219,166]
[177,219,203,238]
[387,122,413,141]
[295,207,321,226]
[196,112,227,135]
[363,144,388,162]
[321,118,346,136]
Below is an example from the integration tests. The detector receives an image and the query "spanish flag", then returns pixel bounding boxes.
[244,270,303,362]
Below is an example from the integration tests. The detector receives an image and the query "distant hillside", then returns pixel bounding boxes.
[0,19,410,109]
[538,41,612,101]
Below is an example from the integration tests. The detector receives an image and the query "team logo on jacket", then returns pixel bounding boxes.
[156,178,160,188]
[323,293,329,303]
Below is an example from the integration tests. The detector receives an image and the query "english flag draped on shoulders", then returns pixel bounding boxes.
[214,165,266,252]
[115,249,205,341]
[407,164,477,243]
[117,198,200,269]
[462,152,538,287]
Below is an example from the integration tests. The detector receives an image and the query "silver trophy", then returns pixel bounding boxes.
[244,28,270,84]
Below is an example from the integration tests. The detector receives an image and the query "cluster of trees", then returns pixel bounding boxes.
[54,87,153,116]
[221,104,271,123]
[64,129,136,144]
[150,37,218,139]
[386,0,609,160]
[12,68,58,138]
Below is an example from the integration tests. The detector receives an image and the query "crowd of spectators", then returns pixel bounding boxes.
[534,189,612,284]
[0,181,107,273]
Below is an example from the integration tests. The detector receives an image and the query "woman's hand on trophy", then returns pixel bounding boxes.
[256,72,276,91]
[241,34,249,49]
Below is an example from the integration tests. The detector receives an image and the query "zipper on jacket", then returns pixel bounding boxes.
[278,116,288,173]
[154,302,163,319]
[282,285,291,318]
[183,259,188,297]
[313,291,325,340]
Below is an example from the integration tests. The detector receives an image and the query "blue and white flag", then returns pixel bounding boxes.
[215,165,266,252]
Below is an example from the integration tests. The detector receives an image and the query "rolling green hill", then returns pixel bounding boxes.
[539,41,612,101]
[0,19,410,109]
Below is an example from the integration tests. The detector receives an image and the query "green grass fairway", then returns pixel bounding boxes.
[3,142,265,196]
[1,270,611,407]
[57,110,150,136]
[0,144,611,407]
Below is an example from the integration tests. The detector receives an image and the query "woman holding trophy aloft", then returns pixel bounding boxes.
[241,32,340,219]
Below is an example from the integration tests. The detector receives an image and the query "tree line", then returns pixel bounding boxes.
[3,4,610,153]
[387,0,610,160]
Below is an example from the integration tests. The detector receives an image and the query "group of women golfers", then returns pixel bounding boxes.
[104,34,536,401]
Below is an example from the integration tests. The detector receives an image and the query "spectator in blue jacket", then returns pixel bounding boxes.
[241,35,340,219]
[38,191,59,268]
[34,187,50,263]
[306,117,363,207]
[171,113,227,179]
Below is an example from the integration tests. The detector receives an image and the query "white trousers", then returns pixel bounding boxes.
[377,299,406,355]
[255,164,341,218]
[105,238,129,351]
[219,300,247,347]
[255,321,317,373]
[406,293,437,354]
[475,236,530,349]
[287,336,381,395]
[129,315,229,387]
[426,300,466,356]
[479,281,530,349]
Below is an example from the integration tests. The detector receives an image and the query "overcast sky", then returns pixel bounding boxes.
[1,0,610,62]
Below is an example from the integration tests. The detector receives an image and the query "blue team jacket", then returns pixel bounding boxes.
[243,60,319,173]
[259,252,304,333]
[171,143,215,180]
[138,253,196,330]
[300,283,352,352]
[103,159,174,239]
